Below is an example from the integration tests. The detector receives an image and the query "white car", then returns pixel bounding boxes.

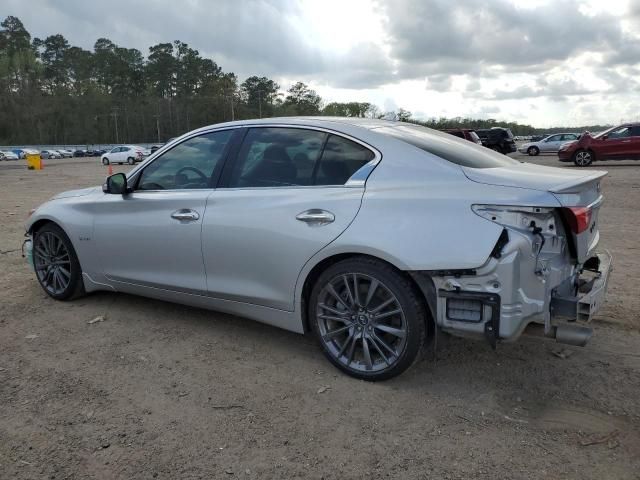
[40,150,62,159]
[101,145,145,165]
[519,133,580,156]
[0,150,19,160]
[58,149,73,158]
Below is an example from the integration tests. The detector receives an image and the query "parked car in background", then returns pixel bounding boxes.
[100,145,145,165]
[57,149,73,158]
[94,149,107,157]
[0,150,19,160]
[475,127,517,154]
[12,149,27,159]
[40,150,62,159]
[559,123,640,166]
[442,128,483,145]
[150,145,162,153]
[73,149,86,157]
[519,133,580,156]
[24,117,611,380]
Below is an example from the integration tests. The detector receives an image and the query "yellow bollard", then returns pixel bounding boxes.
[26,153,42,170]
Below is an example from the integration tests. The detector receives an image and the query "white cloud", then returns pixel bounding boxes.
[4,0,639,126]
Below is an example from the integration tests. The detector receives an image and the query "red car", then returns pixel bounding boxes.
[558,123,640,166]
[442,128,483,145]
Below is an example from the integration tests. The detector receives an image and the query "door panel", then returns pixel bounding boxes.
[93,190,211,292]
[599,126,633,159]
[202,187,363,311]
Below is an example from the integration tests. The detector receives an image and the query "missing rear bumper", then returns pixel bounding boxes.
[550,251,612,323]
[438,289,501,349]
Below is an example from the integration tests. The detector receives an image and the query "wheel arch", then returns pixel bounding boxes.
[298,251,435,337]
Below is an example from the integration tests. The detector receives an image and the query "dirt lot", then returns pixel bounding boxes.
[1,153,639,479]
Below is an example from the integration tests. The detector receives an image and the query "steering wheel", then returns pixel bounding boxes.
[175,166,208,183]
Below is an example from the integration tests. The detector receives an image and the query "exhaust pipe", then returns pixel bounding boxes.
[524,323,593,347]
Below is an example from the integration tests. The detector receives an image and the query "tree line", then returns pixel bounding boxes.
[0,16,609,146]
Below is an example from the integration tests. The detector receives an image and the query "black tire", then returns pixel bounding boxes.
[573,149,594,167]
[527,146,539,156]
[127,157,134,165]
[33,223,84,301]
[309,256,427,381]
[102,157,109,165]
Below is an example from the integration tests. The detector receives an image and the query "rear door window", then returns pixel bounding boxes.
[228,128,327,188]
[226,128,375,188]
[315,135,375,185]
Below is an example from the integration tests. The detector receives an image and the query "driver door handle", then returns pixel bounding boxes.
[296,209,335,226]
[171,209,200,221]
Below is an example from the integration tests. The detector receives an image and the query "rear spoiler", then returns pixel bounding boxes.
[549,170,607,194]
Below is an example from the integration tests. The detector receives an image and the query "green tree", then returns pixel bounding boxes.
[146,42,176,98]
[240,75,280,118]
[283,82,322,115]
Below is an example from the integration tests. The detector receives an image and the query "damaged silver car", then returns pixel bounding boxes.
[23,118,612,380]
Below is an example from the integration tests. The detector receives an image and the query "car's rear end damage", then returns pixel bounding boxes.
[410,166,611,349]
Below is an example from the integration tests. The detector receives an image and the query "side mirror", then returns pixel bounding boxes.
[602,134,609,140]
[103,173,128,194]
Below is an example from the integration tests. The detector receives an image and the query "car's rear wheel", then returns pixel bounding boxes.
[102,157,109,165]
[573,149,594,167]
[127,157,134,165]
[33,223,84,301]
[309,257,427,381]
[527,146,539,156]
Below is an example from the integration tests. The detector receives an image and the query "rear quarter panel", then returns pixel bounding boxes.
[295,139,561,310]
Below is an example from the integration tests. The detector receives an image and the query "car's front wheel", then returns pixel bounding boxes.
[309,257,427,381]
[573,149,594,167]
[527,146,539,156]
[102,157,109,165]
[33,223,84,301]
[127,157,135,165]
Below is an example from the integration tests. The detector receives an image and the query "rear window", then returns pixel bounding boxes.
[377,124,519,169]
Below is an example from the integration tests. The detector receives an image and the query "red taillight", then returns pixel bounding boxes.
[561,206,592,234]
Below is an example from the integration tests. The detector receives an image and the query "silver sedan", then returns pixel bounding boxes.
[518,133,580,156]
[23,118,611,380]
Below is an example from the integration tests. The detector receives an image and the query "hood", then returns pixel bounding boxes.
[51,186,100,200]
[461,162,607,193]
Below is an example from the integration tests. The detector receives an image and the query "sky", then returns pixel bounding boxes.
[4,0,640,127]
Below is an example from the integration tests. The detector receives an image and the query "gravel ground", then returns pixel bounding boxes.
[1,153,639,479]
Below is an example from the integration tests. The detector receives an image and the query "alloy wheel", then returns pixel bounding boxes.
[575,150,592,166]
[34,231,72,296]
[316,273,407,373]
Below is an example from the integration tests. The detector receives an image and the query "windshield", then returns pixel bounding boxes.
[593,126,619,139]
[376,124,520,169]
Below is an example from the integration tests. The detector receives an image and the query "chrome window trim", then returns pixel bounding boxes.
[126,123,382,192]
[218,123,382,189]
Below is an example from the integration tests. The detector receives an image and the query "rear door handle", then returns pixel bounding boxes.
[296,209,335,226]
[171,209,200,221]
